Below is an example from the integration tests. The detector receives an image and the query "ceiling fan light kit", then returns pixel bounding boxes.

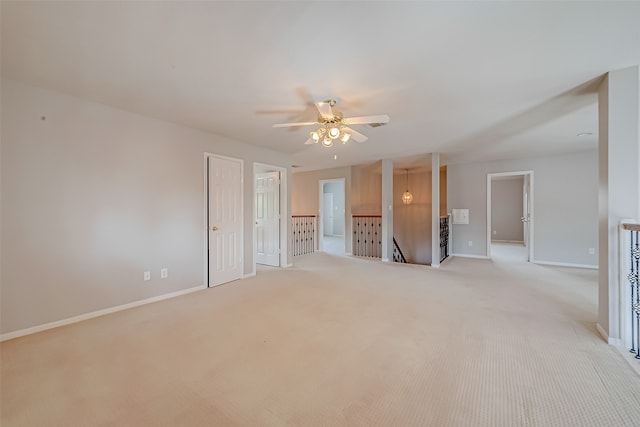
[273,98,389,148]
[329,126,341,139]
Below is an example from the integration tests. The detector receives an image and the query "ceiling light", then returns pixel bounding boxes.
[329,126,340,139]
[306,119,351,149]
[402,169,413,205]
[322,135,333,147]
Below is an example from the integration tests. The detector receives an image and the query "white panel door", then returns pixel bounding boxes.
[208,156,243,287]
[255,172,280,267]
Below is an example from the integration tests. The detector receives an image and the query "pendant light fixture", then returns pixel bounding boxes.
[402,169,413,205]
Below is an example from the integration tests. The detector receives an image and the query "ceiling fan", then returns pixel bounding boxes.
[272,99,390,148]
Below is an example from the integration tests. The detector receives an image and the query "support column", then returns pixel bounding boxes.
[598,65,640,343]
[381,159,394,262]
[431,154,441,267]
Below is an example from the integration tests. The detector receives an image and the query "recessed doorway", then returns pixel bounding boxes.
[487,171,534,262]
[319,179,346,255]
[254,162,288,270]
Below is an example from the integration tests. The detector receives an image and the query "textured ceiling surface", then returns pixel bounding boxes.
[2,1,639,171]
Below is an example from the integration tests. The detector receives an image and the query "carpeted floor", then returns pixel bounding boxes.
[2,253,639,426]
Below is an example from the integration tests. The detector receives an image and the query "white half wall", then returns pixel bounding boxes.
[447,150,598,265]
[0,80,291,334]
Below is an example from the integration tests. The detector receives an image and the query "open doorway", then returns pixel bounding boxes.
[319,179,346,255]
[254,163,288,270]
[487,171,534,262]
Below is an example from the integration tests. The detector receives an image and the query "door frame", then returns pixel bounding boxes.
[203,152,244,288]
[253,162,289,272]
[318,178,346,253]
[486,170,534,262]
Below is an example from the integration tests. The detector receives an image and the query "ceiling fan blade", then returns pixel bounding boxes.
[315,101,335,121]
[344,127,368,143]
[343,114,390,125]
[272,121,317,128]
[304,137,315,145]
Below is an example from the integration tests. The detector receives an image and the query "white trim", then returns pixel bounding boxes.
[491,240,525,244]
[533,260,598,270]
[285,263,293,268]
[452,253,491,260]
[0,285,205,342]
[242,272,257,279]
[596,323,622,345]
[431,153,441,268]
[381,257,391,262]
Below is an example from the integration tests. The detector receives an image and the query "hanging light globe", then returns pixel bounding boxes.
[402,169,413,205]
[402,190,413,205]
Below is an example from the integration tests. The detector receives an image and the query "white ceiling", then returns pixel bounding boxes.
[2,1,639,172]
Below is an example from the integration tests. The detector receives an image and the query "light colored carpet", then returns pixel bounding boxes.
[321,235,345,255]
[2,253,639,426]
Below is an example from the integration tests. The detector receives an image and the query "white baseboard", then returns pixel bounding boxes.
[596,323,622,345]
[0,285,206,342]
[382,258,391,262]
[491,240,524,244]
[451,253,490,260]
[242,272,257,279]
[533,260,598,270]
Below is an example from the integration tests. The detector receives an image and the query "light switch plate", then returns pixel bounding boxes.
[452,209,469,224]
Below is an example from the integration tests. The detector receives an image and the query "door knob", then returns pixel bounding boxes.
[209,226,218,231]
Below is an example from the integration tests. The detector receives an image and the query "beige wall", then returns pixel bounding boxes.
[350,163,381,215]
[394,171,432,264]
[440,166,447,217]
[1,80,291,334]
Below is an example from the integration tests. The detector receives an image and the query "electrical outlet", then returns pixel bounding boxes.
[589,248,595,255]
[468,240,473,247]
[161,268,168,279]
[144,271,151,281]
